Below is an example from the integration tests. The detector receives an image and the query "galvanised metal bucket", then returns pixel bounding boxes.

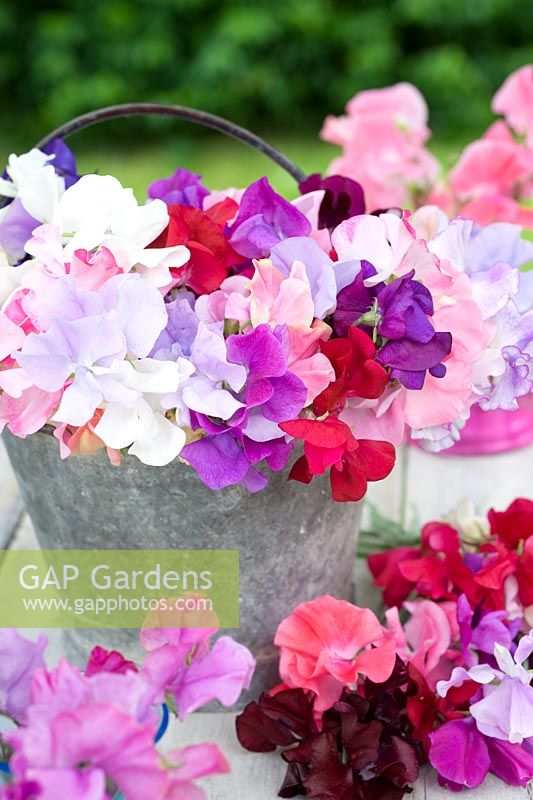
[3,429,361,699]
[2,105,362,699]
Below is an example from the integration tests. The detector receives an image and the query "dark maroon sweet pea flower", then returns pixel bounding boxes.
[227,177,311,259]
[299,173,365,231]
[236,659,423,800]
[148,168,209,208]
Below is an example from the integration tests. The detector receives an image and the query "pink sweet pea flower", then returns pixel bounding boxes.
[85,645,137,677]
[164,743,230,800]
[385,600,460,690]
[322,83,440,210]
[274,595,396,716]
[492,64,533,145]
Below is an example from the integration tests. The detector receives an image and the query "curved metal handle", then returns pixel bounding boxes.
[35,103,306,184]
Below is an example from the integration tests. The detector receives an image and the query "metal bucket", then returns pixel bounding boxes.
[3,430,361,699]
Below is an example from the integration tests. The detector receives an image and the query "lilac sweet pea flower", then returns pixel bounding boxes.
[227,177,311,259]
[140,628,255,718]
[150,293,199,360]
[16,273,168,427]
[148,168,209,208]
[0,199,39,264]
[438,632,533,745]
[465,221,533,314]
[0,630,47,724]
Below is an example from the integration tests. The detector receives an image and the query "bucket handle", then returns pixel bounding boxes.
[35,103,306,184]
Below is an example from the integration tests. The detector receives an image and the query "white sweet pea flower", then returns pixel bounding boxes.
[93,358,194,466]
[0,149,64,222]
[53,175,190,286]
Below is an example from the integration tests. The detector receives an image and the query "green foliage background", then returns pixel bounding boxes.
[2,0,532,153]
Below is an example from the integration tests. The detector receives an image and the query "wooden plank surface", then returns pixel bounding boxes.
[168,712,531,800]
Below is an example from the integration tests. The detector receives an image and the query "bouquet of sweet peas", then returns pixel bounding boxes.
[0,623,255,800]
[0,134,531,502]
[236,498,533,798]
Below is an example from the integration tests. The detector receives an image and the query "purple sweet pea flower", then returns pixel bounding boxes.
[227,177,311,259]
[438,632,533,745]
[298,173,365,231]
[456,593,519,668]
[333,260,380,336]
[375,271,452,389]
[42,138,79,190]
[429,717,491,790]
[148,168,209,208]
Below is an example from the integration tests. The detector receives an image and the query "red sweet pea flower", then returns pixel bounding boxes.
[279,417,395,502]
[488,498,533,551]
[516,536,533,608]
[150,199,245,294]
[312,327,388,417]
[368,547,422,608]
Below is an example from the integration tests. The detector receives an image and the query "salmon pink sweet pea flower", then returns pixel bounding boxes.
[492,64,533,146]
[274,595,397,716]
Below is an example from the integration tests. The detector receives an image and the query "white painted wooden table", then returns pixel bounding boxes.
[1,438,533,799]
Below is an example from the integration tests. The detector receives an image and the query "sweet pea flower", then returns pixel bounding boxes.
[164,743,230,800]
[437,632,533,744]
[0,630,47,724]
[92,358,194,466]
[31,174,190,287]
[140,627,255,718]
[429,716,533,791]
[270,236,358,318]
[148,168,210,208]
[321,82,440,210]
[492,64,533,146]
[385,600,459,690]
[227,177,311,259]
[274,595,397,716]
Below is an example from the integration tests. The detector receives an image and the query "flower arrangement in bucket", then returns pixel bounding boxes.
[0,103,531,499]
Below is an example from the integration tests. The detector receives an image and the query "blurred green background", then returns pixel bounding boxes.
[1,0,532,195]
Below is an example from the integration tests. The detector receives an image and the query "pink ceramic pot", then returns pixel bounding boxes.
[441,397,533,456]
